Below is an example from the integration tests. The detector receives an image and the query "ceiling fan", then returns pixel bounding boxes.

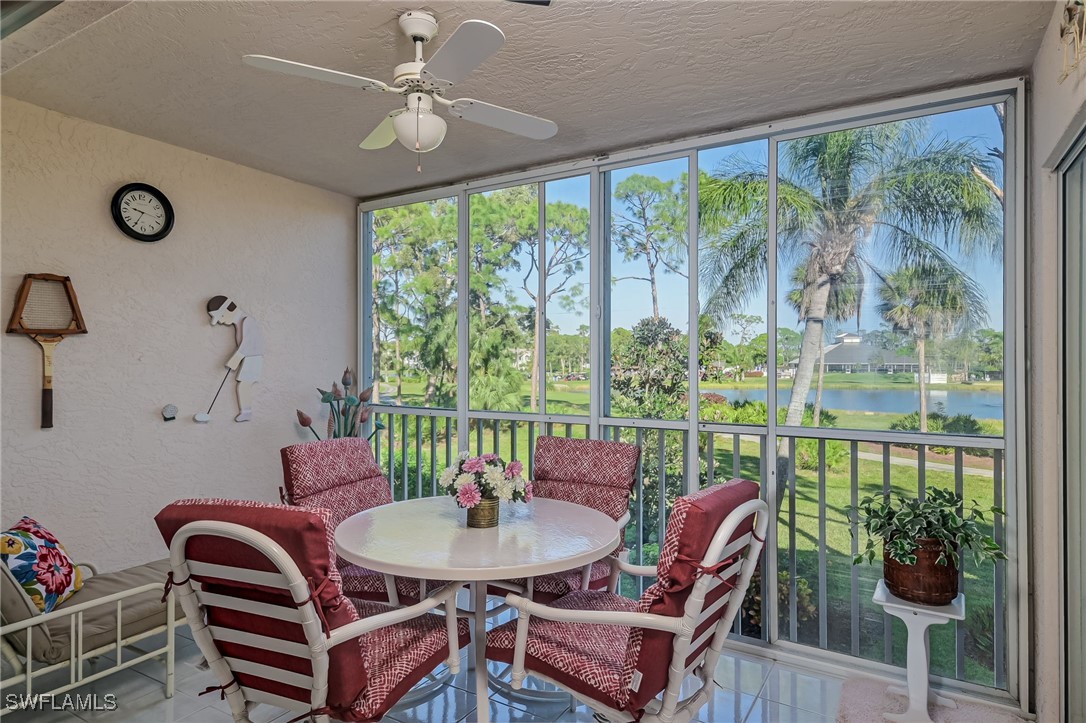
[243,10,557,170]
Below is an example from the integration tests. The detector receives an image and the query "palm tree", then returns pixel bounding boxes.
[786,257,862,426]
[876,264,987,432]
[699,119,1001,501]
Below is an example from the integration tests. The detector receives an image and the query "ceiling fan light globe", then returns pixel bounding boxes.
[393,109,447,153]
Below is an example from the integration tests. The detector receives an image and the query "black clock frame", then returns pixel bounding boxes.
[111,183,174,243]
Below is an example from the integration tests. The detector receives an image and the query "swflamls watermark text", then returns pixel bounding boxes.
[4,693,118,712]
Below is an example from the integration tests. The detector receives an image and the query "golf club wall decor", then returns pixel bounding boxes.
[6,274,88,429]
[196,295,263,423]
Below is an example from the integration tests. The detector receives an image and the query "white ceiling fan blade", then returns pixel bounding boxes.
[420,20,505,88]
[359,112,401,150]
[448,98,557,140]
[243,55,389,92]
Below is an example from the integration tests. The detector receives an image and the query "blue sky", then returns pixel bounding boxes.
[492,103,1006,344]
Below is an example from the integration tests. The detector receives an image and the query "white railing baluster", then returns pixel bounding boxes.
[818,438,828,650]
[116,601,123,668]
[850,440,860,658]
[77,611,84,681]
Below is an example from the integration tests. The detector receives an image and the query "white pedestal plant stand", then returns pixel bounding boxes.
[873,579,965,723]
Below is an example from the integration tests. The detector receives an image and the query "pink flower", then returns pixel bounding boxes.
[480,453,500,462]
[524,482,533,502]
[462,457,486,474]
[14,518,57,544]
[505,460,524,479]
[33,547,74,595]
[457,483,483,508]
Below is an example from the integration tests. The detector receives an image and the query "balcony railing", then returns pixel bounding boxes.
[370,406,1007,690]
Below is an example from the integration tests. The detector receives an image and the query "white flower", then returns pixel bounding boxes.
[438,466,458,490]
[482,467,505,494]
[455,473,477,489]
[488,470,515,501]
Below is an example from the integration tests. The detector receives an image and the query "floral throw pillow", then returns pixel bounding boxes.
[1,517,83,613]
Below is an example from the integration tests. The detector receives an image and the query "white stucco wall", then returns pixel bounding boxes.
[0,98,357,572]
[1028,3,1086,719]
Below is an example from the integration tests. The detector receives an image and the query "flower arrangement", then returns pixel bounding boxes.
[294,367,385,440]
[438,452,531,508]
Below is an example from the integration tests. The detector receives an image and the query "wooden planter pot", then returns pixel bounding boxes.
[883,538,958,605]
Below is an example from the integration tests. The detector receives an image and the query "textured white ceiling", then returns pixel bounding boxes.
[0,1,1051,200]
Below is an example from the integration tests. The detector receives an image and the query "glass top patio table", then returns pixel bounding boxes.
[334,496,621,723]
[334,496,620,581]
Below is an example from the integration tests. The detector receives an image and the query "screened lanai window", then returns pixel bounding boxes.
[698,139,770,428]
[361,82,1021,698]
[465,178,592,418]
[544,175,591,416]
[468,185,539,414]
[370,197,458,408]
[774,105,1006,435]
[767,104,1008,687]
[604,158,689,421]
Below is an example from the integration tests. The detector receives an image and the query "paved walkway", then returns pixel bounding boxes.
[854,449,991,477]
[735,434,993,477]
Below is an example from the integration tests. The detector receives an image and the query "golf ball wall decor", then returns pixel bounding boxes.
[196,295,264,423]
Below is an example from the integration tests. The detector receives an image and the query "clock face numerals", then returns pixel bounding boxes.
[120,190,166,236]
[111,183,173,242]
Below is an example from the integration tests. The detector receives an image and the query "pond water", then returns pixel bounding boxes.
[701,387,1004,421]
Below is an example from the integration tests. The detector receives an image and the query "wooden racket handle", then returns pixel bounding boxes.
[35,336,59,430]
[41,388,53,429]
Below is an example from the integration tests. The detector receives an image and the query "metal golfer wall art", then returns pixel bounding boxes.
[195,296,264,423]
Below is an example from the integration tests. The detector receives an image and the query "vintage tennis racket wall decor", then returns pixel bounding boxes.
[6,274,88,428]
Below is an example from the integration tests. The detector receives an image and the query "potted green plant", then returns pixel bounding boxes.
[846,487,1006,605]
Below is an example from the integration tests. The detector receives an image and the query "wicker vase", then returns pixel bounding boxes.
[883,538,958,605]
[466,497,499,528]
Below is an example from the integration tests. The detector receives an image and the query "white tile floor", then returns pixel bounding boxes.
[3,624,842,723]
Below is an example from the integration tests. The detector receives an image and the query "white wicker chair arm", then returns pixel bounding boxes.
[605,555,657,579]
[503,593,683,634]
[616,510,631,530]
[326,582,466,650]
[76,562,98,577]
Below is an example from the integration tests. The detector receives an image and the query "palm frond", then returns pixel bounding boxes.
[873,136,1003,259]
[700,216,767,324]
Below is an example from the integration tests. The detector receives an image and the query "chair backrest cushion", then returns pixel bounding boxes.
[280,438,392,531]
[155,499,365,715]
[624,479,760,712]
[532,436,641,521]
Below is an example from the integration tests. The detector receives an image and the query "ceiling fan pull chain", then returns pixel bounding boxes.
[416,106,422,172]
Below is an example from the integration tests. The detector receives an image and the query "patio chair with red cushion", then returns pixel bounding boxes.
[486,479,767,723]
[280,438,422,605]
[155,498,470,723]
[493,436,641,603]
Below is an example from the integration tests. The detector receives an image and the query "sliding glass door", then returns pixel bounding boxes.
[1063,137,1086,723]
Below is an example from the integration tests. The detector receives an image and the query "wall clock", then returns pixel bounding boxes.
[111,183,174,242]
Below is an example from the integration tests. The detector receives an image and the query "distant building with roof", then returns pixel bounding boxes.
[788,332,919,373]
